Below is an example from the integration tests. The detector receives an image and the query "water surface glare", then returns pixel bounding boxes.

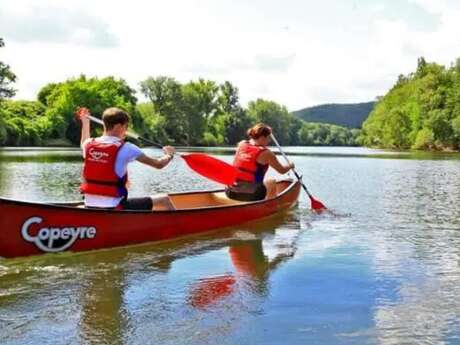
[1,147,460,344]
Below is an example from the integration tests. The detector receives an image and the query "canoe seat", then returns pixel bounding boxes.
[210,192,247,206]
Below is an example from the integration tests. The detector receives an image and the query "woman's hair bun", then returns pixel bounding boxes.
[247,123,272,139]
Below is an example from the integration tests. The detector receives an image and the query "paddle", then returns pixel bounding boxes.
[78,110,239,186]
[270,133,327,211]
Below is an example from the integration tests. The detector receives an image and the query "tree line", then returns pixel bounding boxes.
[0,38,358,147]
[359,57,460,150]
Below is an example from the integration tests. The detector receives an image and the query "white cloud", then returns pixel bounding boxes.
[408,0,460,14]
[1,0,460,110]
[0,1,118,47]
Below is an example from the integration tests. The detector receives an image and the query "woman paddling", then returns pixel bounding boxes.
[225,123,295,201]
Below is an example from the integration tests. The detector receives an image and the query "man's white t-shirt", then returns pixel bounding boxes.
[82,136,143,207]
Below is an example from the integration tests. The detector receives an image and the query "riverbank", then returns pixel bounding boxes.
[2,146,460,161]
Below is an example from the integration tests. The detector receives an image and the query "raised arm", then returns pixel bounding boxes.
[78,108,91,148]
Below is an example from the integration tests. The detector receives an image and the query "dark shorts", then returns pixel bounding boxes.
[225,182,267,202]
[120,197,153,210]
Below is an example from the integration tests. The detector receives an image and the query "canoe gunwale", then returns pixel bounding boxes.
[0,179,298,214]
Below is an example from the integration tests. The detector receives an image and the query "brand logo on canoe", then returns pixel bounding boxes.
[88,148,109,161]
[21,217,97,253]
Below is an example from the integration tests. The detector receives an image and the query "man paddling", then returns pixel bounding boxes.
[78,107,176,210]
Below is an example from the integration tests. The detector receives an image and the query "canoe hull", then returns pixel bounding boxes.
[0,180,300,258]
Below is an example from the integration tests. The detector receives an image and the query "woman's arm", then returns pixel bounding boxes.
[259,150,294,174]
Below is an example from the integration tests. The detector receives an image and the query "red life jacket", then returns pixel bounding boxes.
[233,141,268,183]
[80,139,128,198]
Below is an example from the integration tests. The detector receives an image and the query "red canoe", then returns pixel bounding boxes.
[0,179,300,258]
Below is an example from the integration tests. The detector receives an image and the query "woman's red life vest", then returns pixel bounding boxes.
[233,141,268,183]
[80,139,128,198]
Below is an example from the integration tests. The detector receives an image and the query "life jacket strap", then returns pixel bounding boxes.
[237,167,257,175]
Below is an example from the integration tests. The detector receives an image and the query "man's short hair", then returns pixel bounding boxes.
[102,107,130,130]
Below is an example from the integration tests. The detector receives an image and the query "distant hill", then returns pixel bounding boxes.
[292,101,376,128]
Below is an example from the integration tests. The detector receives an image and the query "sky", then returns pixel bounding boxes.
[1,0,460,111]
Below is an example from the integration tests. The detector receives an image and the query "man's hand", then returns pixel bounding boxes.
[163,145,175,157]
[76,107,90,125]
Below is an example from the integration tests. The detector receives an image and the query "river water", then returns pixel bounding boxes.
[1,146,460,345]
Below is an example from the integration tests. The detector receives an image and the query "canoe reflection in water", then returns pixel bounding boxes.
[77,211,301,343]
[188,213,301,310]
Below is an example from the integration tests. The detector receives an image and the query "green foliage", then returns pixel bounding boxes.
[41,75,137,145]
[138,77,359,147]
[413,128,434,150]
[135,103,168,144]
[217,109,252,145]
[297,122,358,146]
[360,56,460,150]
[0,100,46,145]
[1,74,359,147]
[247,99,291,144]
[209,82,250,145]
[139,76,188,144]
[182,79,219,144]
[292,101,376,128]
[37,83,59,106]
[140,77,254,146]
[382,109,412,148]
[0,38,16,100]
[202,132,220,146]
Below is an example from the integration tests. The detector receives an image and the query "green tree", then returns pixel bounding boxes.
[210,81,251,145]
[247,99,291,144]
[218,81,240,114]
[288,117,303,145]
[37,83,59,106]
[135,102,168,144]
[382,108,412,148]
[360,56,460,150]
[139,76,188,144]
[0,101,47,145]
[414,57,428,78]
[0,38,16,100]
[298,124,315,145]
[218,108,252,145]
[182,79,219,145]
[41,75,137,145]
[413,128,434,149]
[0,38,17,145]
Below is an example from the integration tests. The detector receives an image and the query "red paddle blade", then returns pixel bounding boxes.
[189,275,236,309]
[310,195,326,211]
[181,153,239,185]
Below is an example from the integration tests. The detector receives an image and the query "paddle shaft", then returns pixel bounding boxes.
[270,133,313,198]
[85,114,240,185]
[87,115,164,149]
